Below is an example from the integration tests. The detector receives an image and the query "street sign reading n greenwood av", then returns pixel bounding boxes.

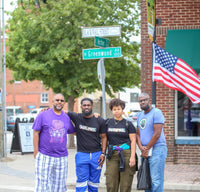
[82,47,121,60]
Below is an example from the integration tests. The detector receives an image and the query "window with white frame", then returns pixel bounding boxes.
[41,93,48,103]
[14,80,21,84]
[130,93,139,103]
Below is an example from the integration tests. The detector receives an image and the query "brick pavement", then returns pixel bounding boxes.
[164,163,200,185]
[0,149,200,191]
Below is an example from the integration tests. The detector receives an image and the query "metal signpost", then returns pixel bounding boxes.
[97,58,106,118]
[97,58,105,85]
[82,26,121,119]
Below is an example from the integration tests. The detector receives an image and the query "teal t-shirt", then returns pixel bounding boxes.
[137,108,166,147]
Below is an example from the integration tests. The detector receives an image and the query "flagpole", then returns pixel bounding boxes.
[151,0,156,107]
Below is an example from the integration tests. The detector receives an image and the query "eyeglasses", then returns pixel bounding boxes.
[139,98,149,103]
[55,99,65,102]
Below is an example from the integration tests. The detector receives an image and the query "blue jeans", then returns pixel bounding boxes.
[145,145,167,192]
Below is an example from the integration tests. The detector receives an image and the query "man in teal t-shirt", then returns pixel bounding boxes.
[137,92,167,192]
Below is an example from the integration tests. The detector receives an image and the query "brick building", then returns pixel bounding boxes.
[6,68,78,113]
[141,0,200,164]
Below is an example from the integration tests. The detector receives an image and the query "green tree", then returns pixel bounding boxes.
[6,0,140,108]
[7,0,140,147]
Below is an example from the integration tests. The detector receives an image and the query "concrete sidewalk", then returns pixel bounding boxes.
[0,148,200,192]
[1,131,200,192]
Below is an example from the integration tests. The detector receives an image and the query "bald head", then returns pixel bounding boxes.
[139,92,150,99]
[53,93,65,101]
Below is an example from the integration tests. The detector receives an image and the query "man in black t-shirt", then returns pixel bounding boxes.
[68,98,107,192]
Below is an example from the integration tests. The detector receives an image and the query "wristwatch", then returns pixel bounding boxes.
[101,153,106,157]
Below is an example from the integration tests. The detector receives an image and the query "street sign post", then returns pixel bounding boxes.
[82,47,121,60]
[82,25,121,119]
[97,58,106,119]
[82,25,121,38]
[94,36,109,48]
[97,58,105,85]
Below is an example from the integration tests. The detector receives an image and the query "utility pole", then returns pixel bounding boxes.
[0,0,3,159]
[2,0,7,157]
[0,0,7,158]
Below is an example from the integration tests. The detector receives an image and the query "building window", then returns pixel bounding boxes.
[130,93,139,103]
[41,93,48,103]
[177,92,200,138]
[14,80,21,84]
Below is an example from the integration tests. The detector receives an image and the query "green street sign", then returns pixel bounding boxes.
[94,36,109,47]
[82,47,121,60]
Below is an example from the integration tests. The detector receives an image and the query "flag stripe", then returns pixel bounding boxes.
[178,59,198,76]
[153,43,200,104]
[175,69,200,93]
[176,62,200,86]
[153,66,179,89]
[154,65,200,100]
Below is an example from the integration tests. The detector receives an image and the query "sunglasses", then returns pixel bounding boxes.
[55,99,65,102]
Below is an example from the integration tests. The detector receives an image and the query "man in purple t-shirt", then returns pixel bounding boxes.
[32,93,75,192]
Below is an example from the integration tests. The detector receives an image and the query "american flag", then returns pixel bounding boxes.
[153,43,200,104]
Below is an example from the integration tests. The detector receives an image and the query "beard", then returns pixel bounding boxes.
[82,109,92,116]
[53,104,63,111]
[141,104,150,111]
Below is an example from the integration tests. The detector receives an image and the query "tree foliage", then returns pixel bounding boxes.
[6,0,141,101]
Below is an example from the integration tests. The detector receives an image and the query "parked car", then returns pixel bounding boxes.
[6,106,23,131]
[28,108,43,121]
[15,108,43,123]
[6,107,43,131]
[124,111,141,128]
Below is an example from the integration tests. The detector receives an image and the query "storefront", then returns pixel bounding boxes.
[141,0,200,164]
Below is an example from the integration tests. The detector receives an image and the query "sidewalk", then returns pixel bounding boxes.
[0,148,200,192]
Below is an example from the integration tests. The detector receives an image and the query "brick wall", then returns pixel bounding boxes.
[141,0,200,164]
[6,69,78,113]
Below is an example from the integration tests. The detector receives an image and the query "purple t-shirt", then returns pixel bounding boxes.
[32,108,75,157]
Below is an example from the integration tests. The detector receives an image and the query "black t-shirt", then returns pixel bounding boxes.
[68,112,106,153]
[106,118,136,146]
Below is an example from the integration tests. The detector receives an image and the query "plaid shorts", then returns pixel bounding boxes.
[35,152,68,192]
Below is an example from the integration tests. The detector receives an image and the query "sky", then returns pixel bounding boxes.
[4,0,17,21]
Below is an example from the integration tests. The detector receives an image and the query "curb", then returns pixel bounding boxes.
[0,183,200,192]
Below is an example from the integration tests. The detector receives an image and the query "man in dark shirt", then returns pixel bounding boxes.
[68,98,107,192]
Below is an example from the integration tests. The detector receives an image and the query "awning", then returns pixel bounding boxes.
[165,29,200,75]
